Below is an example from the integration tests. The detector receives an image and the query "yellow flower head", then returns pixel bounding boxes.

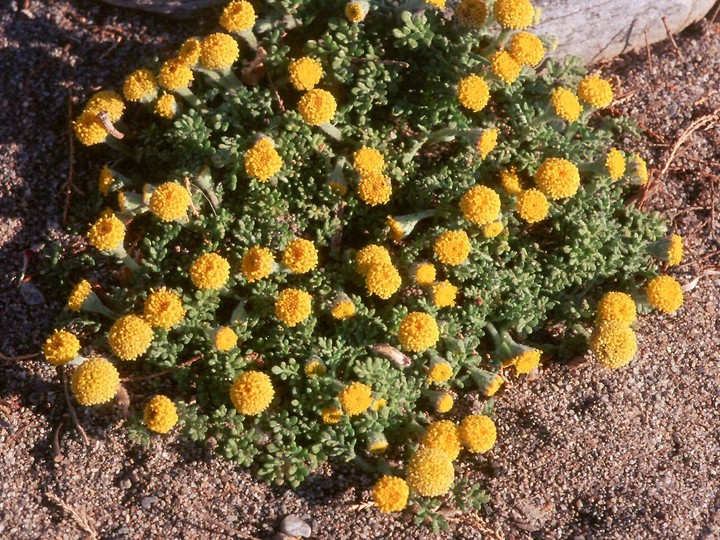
[353,146,385,177]
[483,221,504,238]
[596,291,636,325]
[667,234,683,267]
[365,263,402,299]
[399,312,440,352]
[516,188,549,223]
[109,315,153,361]
[456,0,488,28]
[214,326,238,351]
[368,433,389,455]
[427,359,453,383]
[289,57,323,91]
[356,245,392,276]
[358,172,392,206]
[190,253,230,289]
[338,381,374,416]
[535,158,580,199]
[230,371,274,415]
[245,137,283,182]
[88,213,124,251]
[178,37,201,65]
[434,230,471,266]
[304,358,326,377]
[99,166,114,196]
[460,185,501,226]
[422,420,461,460]
[123,69,157,102]
[373,476,409,513]
[275,288,313,326]
[426,0,446,7]
[67,280,92,312]
[476,128,498,159]
[158,58,194,90]
[73,111,108,146]
[577,75,614,108]
[144,395,178,434]
[508,349,541,374]
[143,289,186,329]
[149,182,191,222]
[493,0,534,29]
[71,357,120,406]
[406,447,455,497]
[457,74,490,112]
[590,322,637,369]
[633,154,649,185]
[646,276,684,314]
[371,398,387,411]
[298,89,337,125]
[331,299,356,320]
[491,50,522,84]
[500,167,524,195]
[84,91,125,122]
[550,88,582,122]
[509,32,545,66]
[386,216,405,242]
[413,262,436,285]
[435,392,454,413]
[485,374,504,396]
[345,1,370,23]
[282,238,318,274]
[460,415,497,453]
[154,93,178,119]
[200,33,240,70]
[431,281,458,308]
[43,330,80,366]
[605,148,626,180]
[241,246,274,282]
[220,0,256,33]
[322,406,343,424]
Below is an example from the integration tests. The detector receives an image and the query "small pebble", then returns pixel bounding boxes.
[280,515,311,538]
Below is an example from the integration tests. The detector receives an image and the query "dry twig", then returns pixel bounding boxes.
[659,110,719,177]
[661,16,686,61]
[644,27,653,72]
[120,353,204,382]
[45,491,99,540]
[60,366,90,446]
[0,351,39,361]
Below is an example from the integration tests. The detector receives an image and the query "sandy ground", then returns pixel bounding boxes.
[1,2,719,539]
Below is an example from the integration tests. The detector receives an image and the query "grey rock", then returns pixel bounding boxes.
[280,514,312,538]
[140,495,159,509]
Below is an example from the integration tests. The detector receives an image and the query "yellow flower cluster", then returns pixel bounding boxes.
[358,172,392,206]
[43,330,80,366]
[500,168,524,195]
[305,358,326,377]
[190,253,230,289]
[298,89,337,125]
[491,50,522,84]
[99,166,114,196]
[71,357,120,406]
[109,315,153,361]
[406,447,455,497]
[596,291,636,325]
[331,299,356,320]
[282,238,318,274]
[667,234,683,267]
[88,213,125,251]
[154,93,178,119]
[338,381,374,416]
[493,0,535,29]
[577,75,614,109]
[220,0,256,33]
[73,112,107,146]
[143,289,186,329]
[485,375,504,396]
[434,230,471,266]
[353,146,385,177]
[67,279,92,312]
[230,371,274,415]
[242,246,274,282]
[144,395,178,434]
[590,322,637,369]
[509,32,545,67]
[345,2,369,23]
[431,281,458,308]
[158,58,194,91]
[275,288,313,326]
[456,0,488,28]
[178,38,201,65]
[149,182,191,222]
[85,91,125,122]
[289,57,323,91]
[507,349,541,374]
[123,69,157,102]
[245,137,283,182]
[372,476,409,513]
[535,158,580,199]
[398,312,440,352]
[457,74,490,112]
[483,221,504,238]
[356,245,392,275]
[215,326,238,351]
[413,262,436,285]
[435,393,454,413]
[460,185,501,226]
[460,415,497,453]
[634,154,649,185]
[422,420,461,460]
[365,263,402,299]
[516,188,549,223]
[605,148,626,180]
[427,359,453,383]
[200,33,240,70]
[476,128,498,159]
[646,276,684,313]
[321,406,343,424]
[550,88,582,122]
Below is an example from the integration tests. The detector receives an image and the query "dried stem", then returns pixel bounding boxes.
[59,366,90,446]
[45,491,99,540]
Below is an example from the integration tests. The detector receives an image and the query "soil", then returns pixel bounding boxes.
[1,2,719,539]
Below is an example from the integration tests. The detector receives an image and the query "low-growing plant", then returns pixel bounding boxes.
[41,0,686,528]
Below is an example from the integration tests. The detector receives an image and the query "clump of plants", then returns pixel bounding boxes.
[43,0,686,529]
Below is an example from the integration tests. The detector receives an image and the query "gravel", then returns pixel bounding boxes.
[1,2,719,539]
